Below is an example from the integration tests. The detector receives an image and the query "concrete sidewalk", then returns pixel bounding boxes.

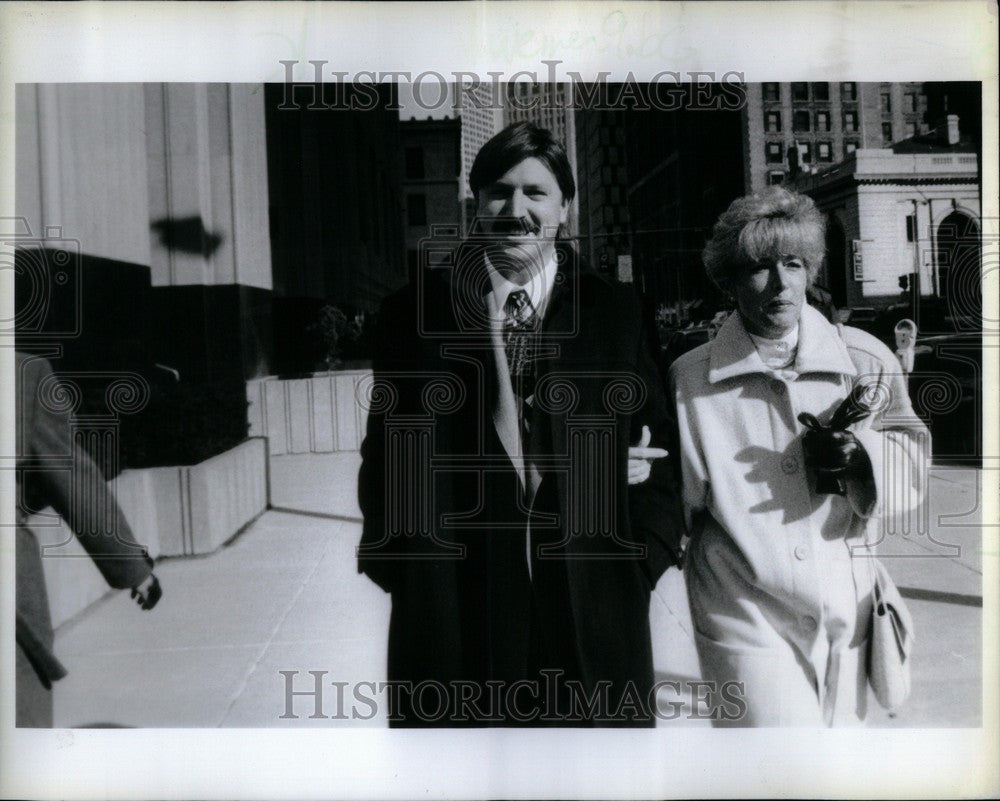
[52,454,984,727]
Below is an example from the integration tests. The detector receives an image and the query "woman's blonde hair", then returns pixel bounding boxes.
[703,187,826,292]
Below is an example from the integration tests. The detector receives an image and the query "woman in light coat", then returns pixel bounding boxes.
[669,188,929,726]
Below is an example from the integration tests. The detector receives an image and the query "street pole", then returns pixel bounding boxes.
[912,199,922,311]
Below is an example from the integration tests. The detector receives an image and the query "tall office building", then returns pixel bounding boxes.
[265,84,407,373]
[624,86,745,313]
[573,88,632,280]
[743,82,931,193]
[400,117,462,282]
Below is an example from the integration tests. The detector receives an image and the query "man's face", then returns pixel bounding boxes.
[476,156,569,281]
[732,254,809,338]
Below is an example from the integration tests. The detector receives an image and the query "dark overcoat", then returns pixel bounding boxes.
[357,246,684,726]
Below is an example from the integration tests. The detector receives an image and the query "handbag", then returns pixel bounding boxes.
[867,558,915,711]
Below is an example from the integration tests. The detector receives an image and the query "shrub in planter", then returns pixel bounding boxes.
[309,304,373,370]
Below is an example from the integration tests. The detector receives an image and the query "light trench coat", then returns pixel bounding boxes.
[669,304,929,726]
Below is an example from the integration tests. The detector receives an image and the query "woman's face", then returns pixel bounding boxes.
[731,254,809,338]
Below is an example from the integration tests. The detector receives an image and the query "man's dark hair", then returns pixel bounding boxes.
[469,121,576,202]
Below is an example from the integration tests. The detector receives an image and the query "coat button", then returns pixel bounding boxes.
[801,615,818,631]
[793,545,808,560]
[781,456,799,474]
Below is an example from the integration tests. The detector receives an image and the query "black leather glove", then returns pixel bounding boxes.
[801,427,866,476]
[131,574,162,610]
[798,384,874,495]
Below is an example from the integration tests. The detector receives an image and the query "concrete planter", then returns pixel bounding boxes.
[42,437,268,629]
[150,436,269,557]
[246,370,372,455]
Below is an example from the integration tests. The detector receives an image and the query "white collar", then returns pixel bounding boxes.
[484,251,559,320]
[708,304,857,384]
[747,324,800,352]
[748,324,800,369]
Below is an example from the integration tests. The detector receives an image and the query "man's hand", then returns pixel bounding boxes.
[628,425,669,486]
[130,574,162,611]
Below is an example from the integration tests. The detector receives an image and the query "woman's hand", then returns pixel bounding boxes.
[802,427,865,475]
[799,412,870,494]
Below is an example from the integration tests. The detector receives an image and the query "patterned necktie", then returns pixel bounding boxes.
[503,289,538,397]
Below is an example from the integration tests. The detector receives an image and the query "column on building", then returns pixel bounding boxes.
[15,83,274,382]
[144,84,274,382]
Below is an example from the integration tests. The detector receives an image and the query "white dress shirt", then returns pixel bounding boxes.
[484,252,559,323]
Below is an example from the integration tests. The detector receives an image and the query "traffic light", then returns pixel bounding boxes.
[898,274,911,291]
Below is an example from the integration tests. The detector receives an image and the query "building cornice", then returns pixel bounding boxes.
[855,176,979,185]
[794,170,978,198]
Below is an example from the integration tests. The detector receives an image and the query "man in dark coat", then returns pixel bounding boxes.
[15,351,162,727]
[357,122,683,727]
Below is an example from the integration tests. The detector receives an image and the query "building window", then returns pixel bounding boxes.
[817,141,833,162]
[766,142,784,164]
[904,93,916,113]
[881,92,892,113]
[843,111,859,132]
[792,82,809,101]
[792,110,811,132]
[881,122,893,144]
[763,82,781,102]
[407,194,427,226]
[799,142,812,164]
[841,82,857,102]
[816,111,831,131]
[844,140,859,157]
[405,147,424,180]
[765,111,782,132]
[812,82,830,101]
[767,171,785,186]
[905,121,917,138]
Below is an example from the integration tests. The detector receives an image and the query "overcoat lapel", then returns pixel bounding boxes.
[531,259,590,511]
[452,250,527,491]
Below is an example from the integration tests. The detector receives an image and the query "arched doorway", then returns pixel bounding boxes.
[937,211,981,329]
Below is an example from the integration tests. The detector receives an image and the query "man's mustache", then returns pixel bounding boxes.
[480,216,542,236]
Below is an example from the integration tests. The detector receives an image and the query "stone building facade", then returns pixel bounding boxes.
[792,125,980,317]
